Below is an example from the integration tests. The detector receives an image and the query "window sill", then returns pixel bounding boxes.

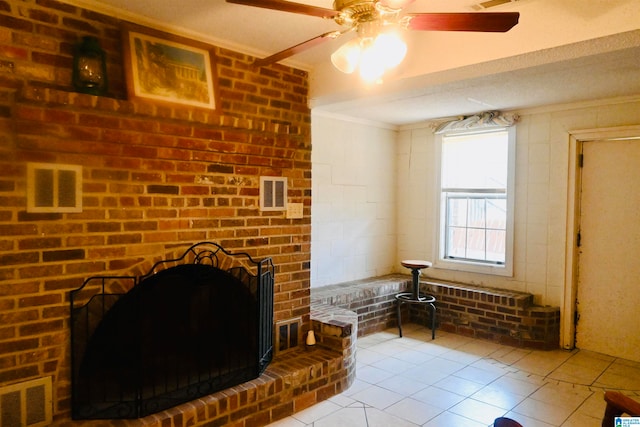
[433,258,513,277]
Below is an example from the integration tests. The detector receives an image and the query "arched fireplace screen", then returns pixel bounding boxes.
[70,242,274,419]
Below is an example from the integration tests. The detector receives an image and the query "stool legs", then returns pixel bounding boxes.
[396,261,437,340]
[397,298,404,337]
[396,298,436,340]
[429,301,436,340]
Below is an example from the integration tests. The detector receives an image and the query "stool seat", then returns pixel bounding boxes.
[397,259,436,340]
[401,260,432,270]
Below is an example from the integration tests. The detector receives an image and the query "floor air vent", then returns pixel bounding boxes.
[0,377,52,427]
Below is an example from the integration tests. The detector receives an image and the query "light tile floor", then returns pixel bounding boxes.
[267,324,640,427]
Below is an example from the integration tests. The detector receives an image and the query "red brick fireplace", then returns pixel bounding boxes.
[0,1,328,424]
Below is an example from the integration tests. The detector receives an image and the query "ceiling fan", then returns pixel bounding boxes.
[227,0,519,81]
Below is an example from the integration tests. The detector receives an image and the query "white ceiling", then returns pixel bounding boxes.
[72,0,640,126]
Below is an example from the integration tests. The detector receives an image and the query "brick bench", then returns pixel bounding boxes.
[312,275,409,336]
[311,274,560,350]
[419,280,560,350]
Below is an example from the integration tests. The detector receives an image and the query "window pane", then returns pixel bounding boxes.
[447,198,467,227]
[442,131,508,189]
[446,226,467,258]
[444,194,507,263]
[466,228,486,260]
[467,198,486,228]
[486,199,507,229]
[486,229,506,262]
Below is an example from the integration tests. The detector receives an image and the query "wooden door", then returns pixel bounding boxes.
[576,138,640,361]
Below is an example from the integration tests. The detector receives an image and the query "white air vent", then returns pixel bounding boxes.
[260,176,287,211]
[27,162,82,213]
[0,377,52,427]
[473,0,517,10]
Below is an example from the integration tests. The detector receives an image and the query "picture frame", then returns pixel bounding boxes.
[122,23,218,110]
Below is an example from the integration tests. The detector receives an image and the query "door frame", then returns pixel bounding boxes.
[562,125,640,350]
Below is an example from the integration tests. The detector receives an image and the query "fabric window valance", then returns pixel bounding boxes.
[432,111,519,134]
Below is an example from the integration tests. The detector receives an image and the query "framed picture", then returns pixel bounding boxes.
[122,24,218,110]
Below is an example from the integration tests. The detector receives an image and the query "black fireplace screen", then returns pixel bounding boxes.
[70,242,274,419]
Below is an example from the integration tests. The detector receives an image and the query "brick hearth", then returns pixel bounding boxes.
[65,340,355,427]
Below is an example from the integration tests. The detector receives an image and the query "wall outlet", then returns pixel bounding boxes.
[286,202,303,219]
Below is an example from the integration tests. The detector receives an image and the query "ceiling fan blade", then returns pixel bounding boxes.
[253,31,342,68]
[406,12,519,32]
[226,0,339,19]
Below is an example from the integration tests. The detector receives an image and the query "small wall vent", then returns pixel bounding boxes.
[0,377,52,427]
[260,176,287,211]
[27,162,82,213]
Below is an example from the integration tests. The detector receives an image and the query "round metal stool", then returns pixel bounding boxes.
[396,260,436,339]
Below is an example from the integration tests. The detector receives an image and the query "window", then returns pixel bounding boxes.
[435,128,515,276]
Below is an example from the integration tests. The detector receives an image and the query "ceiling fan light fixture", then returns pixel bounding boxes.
[359,50,385,83]
[373,30,407,68]
[331,38,362,74]
[378,0,416,9]
[358,29,406,83]
[358,39,383,82]
[332,26,407,82]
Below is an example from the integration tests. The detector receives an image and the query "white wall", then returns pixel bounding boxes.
[310,113,397,287]
[311,97,640,309]
[397,97,640,307]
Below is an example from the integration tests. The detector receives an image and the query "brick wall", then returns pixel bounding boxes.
[0,0,312,423]
[312,275,408,337]
[312,274,560,350]
[413,281,560,350]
